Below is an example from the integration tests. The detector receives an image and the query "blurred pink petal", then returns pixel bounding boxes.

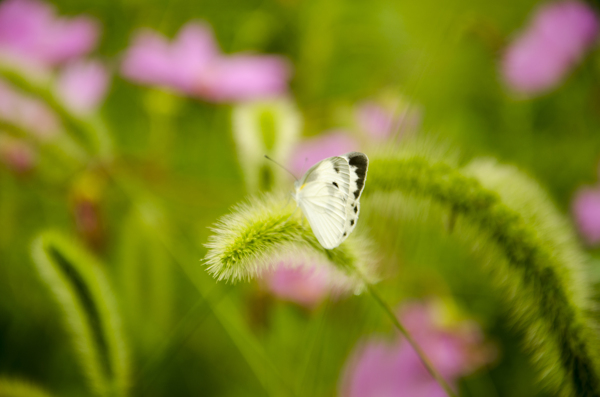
[57,59,109,115]
[502,1,599,95]
[121,21,291,102]
[121,22,218,93]
[339,300,493,397]
[356,99,422,141]
[399,302,488,379]
[264,262,333,307]
[356,101,397,139]
[573,186,600,245]
[289,131,360,176]
[0,80,60,138]
[0,136,36,173]
[0,0,99,68]
[196,55,291,102]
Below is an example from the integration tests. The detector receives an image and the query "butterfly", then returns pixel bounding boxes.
[292,152,369,249]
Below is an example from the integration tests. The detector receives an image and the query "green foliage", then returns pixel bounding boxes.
[366,152,600,397]
[0,378,54,397]
[31,231,130,397]
[204,193,377,289]
[2,0,600,395]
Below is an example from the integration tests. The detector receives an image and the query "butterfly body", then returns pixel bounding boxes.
[292,152,368,249]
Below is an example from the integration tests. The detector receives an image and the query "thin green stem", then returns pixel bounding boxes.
[365,283,457,397]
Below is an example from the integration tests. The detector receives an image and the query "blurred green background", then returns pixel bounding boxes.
[2,0,600,396]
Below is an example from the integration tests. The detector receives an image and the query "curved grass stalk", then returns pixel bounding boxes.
[203,149,600,396]
[31,231,130,397]
[366,154,600,397]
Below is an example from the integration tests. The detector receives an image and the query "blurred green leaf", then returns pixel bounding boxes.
[0,378,54,397]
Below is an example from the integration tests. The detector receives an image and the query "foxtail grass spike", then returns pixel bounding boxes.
[203,193,377,290]
[366,152,600,397]
[32,231,130,397]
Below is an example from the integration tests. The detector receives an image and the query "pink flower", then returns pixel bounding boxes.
[573,186,600,245]
[502,1,599,95]
[356,100,421,140]
[121,21,291,102]
[356,101,398,139]
[0,0,99,69]
[289,130,360,176]
[339,301,493,397]
[263,262,333,307]
[56,59,109,115]
[0,80,60,139]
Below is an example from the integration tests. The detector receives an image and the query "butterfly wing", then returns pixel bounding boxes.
[295,152,369,249]
[340,152,369,238]
[295,156,351,249]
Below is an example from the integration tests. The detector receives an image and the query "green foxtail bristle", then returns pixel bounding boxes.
[203,193,377,291]
[365,152,600,397]
[31,231,130,397]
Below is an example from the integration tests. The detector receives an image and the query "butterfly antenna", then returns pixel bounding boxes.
[264,155,298,181]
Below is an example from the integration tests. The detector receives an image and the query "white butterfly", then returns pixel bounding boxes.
[292,152,369,249]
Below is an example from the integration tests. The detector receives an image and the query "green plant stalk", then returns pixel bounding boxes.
[366,155,600,397]
[118,208,173,353]
[365,282,457,397]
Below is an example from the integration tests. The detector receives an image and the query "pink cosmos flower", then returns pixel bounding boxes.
[573,186,600,245]
[502,1,599,95]
[289,130,360,176]
[0,80,60,139]
[121,21,291,102]
[0,0,99,69]
[263,262,334,308]
[339,301,493,397]
[56,59,109,115]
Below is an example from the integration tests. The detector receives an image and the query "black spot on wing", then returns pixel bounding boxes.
[343,232,347,237]
[332,182,338,188]
[350,219,354,226]
[347,152,368,199]
[353,205,358,214]
[334,166,340,173]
